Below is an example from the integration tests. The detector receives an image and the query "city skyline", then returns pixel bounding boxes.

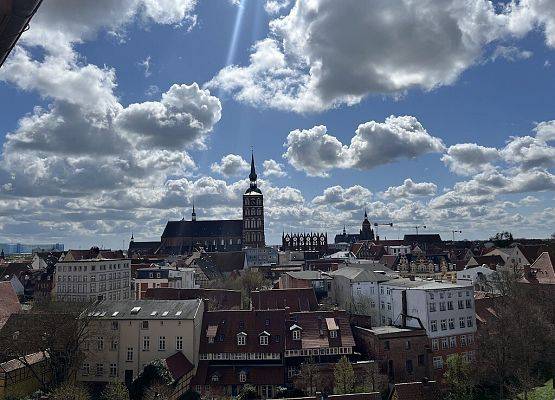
[1,0,555,249]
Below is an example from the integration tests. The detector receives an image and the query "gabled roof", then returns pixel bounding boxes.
[0,281,21,329]
[521,251,555,285]
[165,351,194,381]
[389,380,440,400]
[251,288,318,312]
[144,288,242,310]
[286,310,355,350]
[192,362,285,386]
[162,220,243,238]
[285,270,331,280]
[0,352,47,373]
[328,266,391,282]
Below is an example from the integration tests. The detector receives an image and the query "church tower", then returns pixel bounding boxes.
[359,209,375,241]
[242,151,265,248]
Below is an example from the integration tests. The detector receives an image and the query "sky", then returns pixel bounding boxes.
[0,0,554,249]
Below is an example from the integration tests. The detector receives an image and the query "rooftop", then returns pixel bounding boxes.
[383,277,470,290]
[88,299,202,320]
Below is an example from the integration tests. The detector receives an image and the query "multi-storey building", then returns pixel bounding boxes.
[377,278,476,379]
[54,254,131,302]
[134,266,197,299]
[242,152,265,248]
[80,299,203,398]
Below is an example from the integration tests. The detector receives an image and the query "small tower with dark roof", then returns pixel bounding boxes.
[243,150,265,248]
[192,200,197,222]
[359,208,375,240]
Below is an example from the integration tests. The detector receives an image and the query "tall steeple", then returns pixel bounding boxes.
[192,200,197,222]
[249,149,257,187]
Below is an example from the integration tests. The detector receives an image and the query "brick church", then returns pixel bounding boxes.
[129,152,265,256]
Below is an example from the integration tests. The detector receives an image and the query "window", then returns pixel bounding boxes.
[384,340,390,350]
[96,363,104,376]
[458,300,464,309]
[110,339,118,351]
[82,363,90,376]
[211,374,220,382]
[141,321,149,330]
[432,339,439,350]
[418,354,425,366]
[239,371,247,383]
[143,336,150,351]
[97,336,104,351]
[466,299,472,309]
[441,320,447,331]
[467,316,473,327]
[459,317,466,329]
[448,318,454,330]
[237,334,247,345]
[447,301,453,310]
[439,302,446,311]
[330,330,337,339]
[159,336,166,351]
[127,347,134,361]
[467,334,474,345]
[176,336,183,350]
[450,336,457,348]
[292,330,301,340]
[406,359,413,374]
[441,338,448,349]
[405,340,411,350]
[430,320,437,332]
[110,363,117,377]
[429,302,436,312]
[260,335,269,346]
[433,356,443,369]
[430,293,434,300]
[460,335,467,347]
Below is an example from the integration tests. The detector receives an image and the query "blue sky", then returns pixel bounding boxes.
[0,0,554,249]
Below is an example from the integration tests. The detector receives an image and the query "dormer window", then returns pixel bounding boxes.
[239,370,247,383]
[330,330,337,339]
[293,330,301,340]
[237,332,247,346]
[211,373,220,382]
[259,331,270,345]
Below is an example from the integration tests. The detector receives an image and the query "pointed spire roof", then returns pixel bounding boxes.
[249,149,257,182]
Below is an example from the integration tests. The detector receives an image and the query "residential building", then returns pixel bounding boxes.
[244,246,278,267]
[0,352,49,399]
[144,288,242,310]
[0,281,21,329]
[135,266,197,299]
[278,270,332,299]
[456,266,498,291]
[80,299,203,398]
[54,255,131,302]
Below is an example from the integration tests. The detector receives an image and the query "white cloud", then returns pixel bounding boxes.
[312,185,372,211]
[490,45,533,62]
[283,115,445,176]
[519,195,540,205]
[441,143,500,175]
[263,159,287,178]
[505,0,555,48]
[501,135,555,169]
[210,154,250,178]
[383,179,437,199]
[139,56,152,77]
[209,0,511,112]
[264,0,291,15]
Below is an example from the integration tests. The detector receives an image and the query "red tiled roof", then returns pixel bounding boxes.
[286,310,355,350]
[251,288,318,312]
[145,288,241,309]
[0,281,21,329]
[165,351,194,381]
[192,362,285,386]
[390,380,440,400]
[200,309,286,354]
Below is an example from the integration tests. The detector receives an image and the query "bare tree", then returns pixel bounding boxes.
[294,357,322,396]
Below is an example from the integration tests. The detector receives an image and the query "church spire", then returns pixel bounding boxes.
[192,199,197,222]
[249,149,257,183]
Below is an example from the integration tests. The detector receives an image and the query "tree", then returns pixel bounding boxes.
[294,357,322,396]
[489,231,514,247]
[333,356,355,394]
[0,299,100,391]
[237,384,260,400]
[49,382,91,400]
[178,389,201,400]
[208,269,271,308]
[130,359,174,400]
[444,354,473,400]
[100,381,130,400]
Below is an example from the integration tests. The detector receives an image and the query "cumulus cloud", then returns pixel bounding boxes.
[208,0,513,112]
[263,159,287,178]
[283,115,444,176]
[210,154,250,177]
[312,185,372,211]
[264,0,291,15]
[441,143,500,175]
[490,45,533,62]
[383,179,437,199]
[501,135,555,169]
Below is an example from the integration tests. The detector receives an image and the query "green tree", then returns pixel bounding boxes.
[130,359,174,400]
[334,356,355,394]
[444,354,473,400]
[100,381,130,400]
[50,382,91,400]
[237,384,260,400]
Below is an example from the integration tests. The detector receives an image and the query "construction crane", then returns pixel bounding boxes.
[373,222,393,240]
[451,230,462,241]
[414,225,426,235]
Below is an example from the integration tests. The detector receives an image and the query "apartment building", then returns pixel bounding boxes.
[54,255,131,302]
[80,299,203,398]
[377,278,476,379]
[135,266,197,299]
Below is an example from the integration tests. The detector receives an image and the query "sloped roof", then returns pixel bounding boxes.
[0,281,21,329]
[162,220,243,238]
[285,270,330,280]
[521,251,555,285]
[329,266,391,282]
[286,310,355,350]
[0,351,47,373]
[251,288,318,312]
[91,299,201,320]
[192,362,285,386]
[389,380,440,400]
[403,234,442,244]
[165,351,194,380]
[144,288,241,309]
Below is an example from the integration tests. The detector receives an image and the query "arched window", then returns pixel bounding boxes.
[239,370,247,383]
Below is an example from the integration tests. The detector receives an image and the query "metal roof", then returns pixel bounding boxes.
[89,299,201,320]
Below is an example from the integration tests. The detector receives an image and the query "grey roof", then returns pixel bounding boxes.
[329,267,391,282]
[89,299,201,320]
[285,270,331,280]
[162,220,243,238]
[382,278,470,290]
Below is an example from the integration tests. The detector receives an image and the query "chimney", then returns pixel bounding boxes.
[401,290,407,328]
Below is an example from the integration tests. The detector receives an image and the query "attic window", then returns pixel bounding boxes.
[211,374,220,382]
[111,311,119,317]
[162,311,169,317]
[292,330,301,340]
[150,311,157,316]
[130,307,141,315]
[237,332,247,346]
[239,371,247,383]
[175,311,182,316]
